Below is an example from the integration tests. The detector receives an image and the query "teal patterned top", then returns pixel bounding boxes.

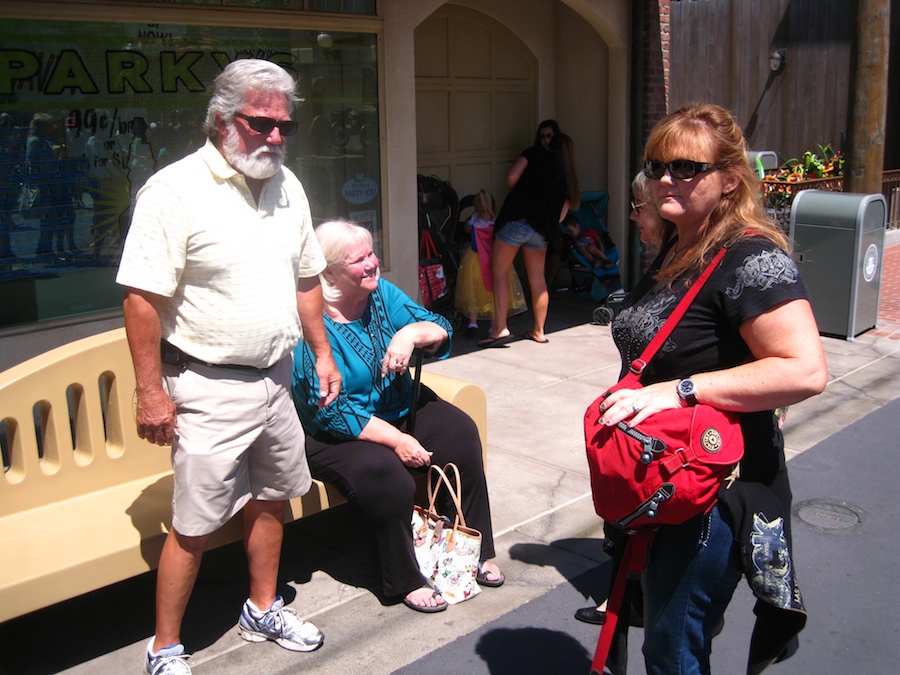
[291,278,452,439]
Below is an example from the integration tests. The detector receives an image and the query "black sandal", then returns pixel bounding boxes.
[402,587,447,613]
[477,334,513,349]
[476,562,505,588]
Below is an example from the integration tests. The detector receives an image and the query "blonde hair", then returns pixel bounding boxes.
[631,171,675,252]
[631,170,653,204]
[472,189,496,220]
[642,103,788,281]
[315,219,380,304]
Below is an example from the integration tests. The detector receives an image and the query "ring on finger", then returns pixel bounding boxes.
[631,403,643,414]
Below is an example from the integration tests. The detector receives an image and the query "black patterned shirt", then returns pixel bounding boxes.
[612,236,807,386]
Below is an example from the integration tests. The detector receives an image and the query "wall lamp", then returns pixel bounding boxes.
[317,32,334,49]
[769,49,785,73]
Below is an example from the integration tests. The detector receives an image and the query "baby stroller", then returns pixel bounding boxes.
[558,190,622,303]
[417,174,465,330]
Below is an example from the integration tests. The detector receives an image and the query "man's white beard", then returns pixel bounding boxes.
[221,125,286,180]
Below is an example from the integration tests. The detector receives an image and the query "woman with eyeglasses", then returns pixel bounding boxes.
[478,120,580,347]
[572,169,677,644]
[630,170,676,256]
[595,104,827,674]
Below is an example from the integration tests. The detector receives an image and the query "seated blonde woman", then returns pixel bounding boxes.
[290,219,504,613]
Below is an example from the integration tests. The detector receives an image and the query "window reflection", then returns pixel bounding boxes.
[0,20,381,330]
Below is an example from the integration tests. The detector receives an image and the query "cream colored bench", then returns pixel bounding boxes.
[0,327,487,624]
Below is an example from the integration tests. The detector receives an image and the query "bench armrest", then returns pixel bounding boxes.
[419,370,488,464]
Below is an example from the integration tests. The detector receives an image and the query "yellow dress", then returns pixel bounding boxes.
[454,222,526,320]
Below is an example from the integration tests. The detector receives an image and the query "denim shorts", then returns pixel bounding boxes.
[495,219,548,250]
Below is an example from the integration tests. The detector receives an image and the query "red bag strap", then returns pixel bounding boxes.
[419,229,439,259]
[589,529,657,675]
[621,245,729,387]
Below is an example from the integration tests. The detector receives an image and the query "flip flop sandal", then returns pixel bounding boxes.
[522,331,549,344]
[476,563,506,588]
[477,334,513,349]
[402,588,447,613]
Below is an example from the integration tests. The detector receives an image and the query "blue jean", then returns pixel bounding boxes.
[494,218,548,250]
[642,505,742,675]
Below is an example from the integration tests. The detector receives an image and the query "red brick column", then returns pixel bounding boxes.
[642,0,670,140]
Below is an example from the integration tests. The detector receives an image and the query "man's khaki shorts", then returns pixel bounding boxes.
[163,355,311,537]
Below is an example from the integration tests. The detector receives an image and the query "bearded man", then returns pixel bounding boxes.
[116,59,341,675]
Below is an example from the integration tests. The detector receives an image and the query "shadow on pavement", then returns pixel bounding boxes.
[0,505,385,675]
[0,540,249,674]
[474,627,592,674]
[508,538,613,608]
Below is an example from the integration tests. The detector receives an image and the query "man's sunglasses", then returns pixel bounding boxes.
[643,159,717,180]
[233,112,298,137]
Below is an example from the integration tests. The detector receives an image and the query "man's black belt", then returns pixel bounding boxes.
[160,340,263,372]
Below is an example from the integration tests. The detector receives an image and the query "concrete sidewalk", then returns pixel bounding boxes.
[3,243,899,675]
[395,396,900,674]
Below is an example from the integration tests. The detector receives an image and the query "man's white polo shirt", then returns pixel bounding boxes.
[117,139,326,368]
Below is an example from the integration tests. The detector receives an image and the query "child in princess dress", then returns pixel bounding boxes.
[454,189,526,337]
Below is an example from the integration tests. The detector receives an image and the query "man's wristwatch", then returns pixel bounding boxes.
[677,377,698,406]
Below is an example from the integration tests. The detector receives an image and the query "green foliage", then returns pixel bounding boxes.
[776,144,844,181]
[762,143,844,208]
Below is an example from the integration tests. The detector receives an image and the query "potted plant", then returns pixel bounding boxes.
[763,144,844,209]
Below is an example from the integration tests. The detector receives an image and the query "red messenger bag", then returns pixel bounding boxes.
[584,245,744,674]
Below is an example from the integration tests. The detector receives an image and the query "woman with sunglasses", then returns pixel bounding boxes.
[478,120,580,347]
[597,104,827,673]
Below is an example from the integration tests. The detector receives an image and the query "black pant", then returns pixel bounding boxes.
[304,387,495,598]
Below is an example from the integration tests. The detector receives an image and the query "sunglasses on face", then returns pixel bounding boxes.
[630,201,646,214]
[643,159,717,180]
[233,112,298,137]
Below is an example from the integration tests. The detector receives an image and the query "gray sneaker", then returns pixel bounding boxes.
[144,639,191,674]
[238,596,324,652]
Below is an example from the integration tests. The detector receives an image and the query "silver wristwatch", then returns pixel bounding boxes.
[677,377,698,406]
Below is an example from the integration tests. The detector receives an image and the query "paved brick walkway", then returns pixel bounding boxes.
[874,240,900,339]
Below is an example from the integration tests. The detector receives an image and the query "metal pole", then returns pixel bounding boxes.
[407,350,424,435]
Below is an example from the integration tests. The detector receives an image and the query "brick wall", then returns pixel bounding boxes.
[874,244,900,339]
[642,0,670,142]
[632,1,672,278]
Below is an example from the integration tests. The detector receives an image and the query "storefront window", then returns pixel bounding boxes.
[308,0,376,12]
[131,0,377,12]
[0,19,381,330]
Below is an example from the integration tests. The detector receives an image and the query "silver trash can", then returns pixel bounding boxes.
[789,190,886,340]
